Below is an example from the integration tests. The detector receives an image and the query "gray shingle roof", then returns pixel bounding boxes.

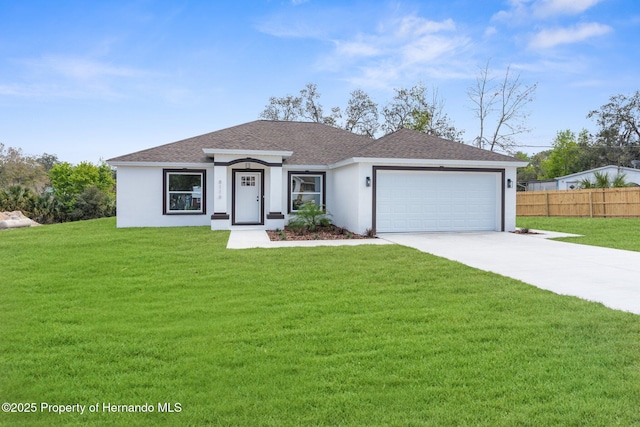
[108,120,522,165]
[353,128,522,162]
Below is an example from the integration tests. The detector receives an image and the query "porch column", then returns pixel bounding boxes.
[212,164,229,219]
[267,166,284,219]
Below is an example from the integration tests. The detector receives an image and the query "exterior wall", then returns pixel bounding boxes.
[503,166,518,231]
[328,163,368,234]
[115,161,520,233]
[525,180,557,191]
[557,166,640,190]
[115,165,213,228]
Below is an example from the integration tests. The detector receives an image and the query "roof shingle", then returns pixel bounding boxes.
[107,120,522,165]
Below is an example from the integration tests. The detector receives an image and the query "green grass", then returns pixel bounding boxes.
[517,216,640,252]
[1,218,640,426]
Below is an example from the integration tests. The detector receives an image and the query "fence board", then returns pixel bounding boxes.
[517,187,640,217]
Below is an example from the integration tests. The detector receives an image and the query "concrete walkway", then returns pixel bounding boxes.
[226,230,392,249]
[380,231,640,315]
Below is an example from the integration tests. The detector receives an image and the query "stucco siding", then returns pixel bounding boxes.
[115,166,213,228]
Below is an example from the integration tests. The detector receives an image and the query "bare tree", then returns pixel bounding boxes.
[344,89,378,138]
[260,83,339,125]
[381,84,430,134]
[259,94,302,121]
[260,82,462,141]
[299,83,324,122]
[382,84,463,141]
[468,61,537,152]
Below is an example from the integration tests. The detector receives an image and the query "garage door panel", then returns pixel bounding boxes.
[376,170,500,232]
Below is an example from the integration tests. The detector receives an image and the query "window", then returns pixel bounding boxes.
[289,172,325,212]
[241,175,256,187]
[163,170,206,214]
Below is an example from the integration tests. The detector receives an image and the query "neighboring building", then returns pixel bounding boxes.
[107,120,527,234]
[556,165,640,190]
[522,180,557,192]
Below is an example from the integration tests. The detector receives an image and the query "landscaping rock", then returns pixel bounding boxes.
[0,211,40,230]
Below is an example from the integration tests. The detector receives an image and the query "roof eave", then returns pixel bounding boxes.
[330,157,529,169]
[107,161,212,168]
[203,148,294,157]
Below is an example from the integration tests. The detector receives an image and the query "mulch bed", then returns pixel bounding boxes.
[267,225,368,241]
[510,228,541,235]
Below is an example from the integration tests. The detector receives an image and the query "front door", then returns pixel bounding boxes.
[233,170,263,224]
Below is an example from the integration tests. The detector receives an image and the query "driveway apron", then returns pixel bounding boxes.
[380,232,640,315]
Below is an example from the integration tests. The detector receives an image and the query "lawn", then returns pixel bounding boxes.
[1,218,640,426]
[517,216,640,252]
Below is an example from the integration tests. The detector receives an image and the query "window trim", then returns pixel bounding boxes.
[163,169,207,215]
[287,171,326,213]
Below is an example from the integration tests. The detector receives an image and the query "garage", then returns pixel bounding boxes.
[374,168,503,233]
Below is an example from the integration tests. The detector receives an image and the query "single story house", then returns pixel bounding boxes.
[107,120,527,234]
[556,165,640,190]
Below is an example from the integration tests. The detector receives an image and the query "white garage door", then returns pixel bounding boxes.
[376,170,501,232]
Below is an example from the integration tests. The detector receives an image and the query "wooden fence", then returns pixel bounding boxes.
[517,187,640,217]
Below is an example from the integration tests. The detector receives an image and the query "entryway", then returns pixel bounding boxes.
[233,170,264,225]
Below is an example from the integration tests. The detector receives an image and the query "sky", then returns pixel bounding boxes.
[1,0,639,165]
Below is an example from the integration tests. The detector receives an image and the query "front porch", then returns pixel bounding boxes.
[206,149,291,231]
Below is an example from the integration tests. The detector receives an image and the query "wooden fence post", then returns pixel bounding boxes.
[545,192,550,216]
[589,191,593,218]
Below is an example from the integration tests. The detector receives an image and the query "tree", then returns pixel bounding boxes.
[35,153,60,172]
[70,185,115,220]
[468,61,537,152]
[0,144,49,191]
[381,84,463,141]
[540,130,581,178]
[344,89,379,138]
[48,161,115,220]
[49,161,114,198]
[260,82,462,141]
[587,91,640,166]
[514,152,537,183]
[259,83,339,125]
[259,94,303,121]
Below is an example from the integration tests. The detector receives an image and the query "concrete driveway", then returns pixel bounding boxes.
[381,231,640,315]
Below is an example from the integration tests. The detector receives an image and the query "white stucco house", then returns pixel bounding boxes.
[556,165,640,190]
[107,120,527,234]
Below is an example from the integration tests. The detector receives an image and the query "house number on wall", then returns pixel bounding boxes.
[218,180,222,199]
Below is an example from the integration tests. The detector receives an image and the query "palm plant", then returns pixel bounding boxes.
[579,171,630,188]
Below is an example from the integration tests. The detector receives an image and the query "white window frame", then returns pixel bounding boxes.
[163,169,206,215]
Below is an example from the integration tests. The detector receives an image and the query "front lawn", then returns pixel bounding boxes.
[1,219,639,426]
[517,216,640,252]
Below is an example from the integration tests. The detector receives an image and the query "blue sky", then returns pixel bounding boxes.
[1,0,638,164]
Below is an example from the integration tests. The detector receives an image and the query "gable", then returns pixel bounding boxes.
[351,129,522,163]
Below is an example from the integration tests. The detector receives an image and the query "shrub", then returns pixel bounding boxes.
[288,201,332,232]
[69,185,115,221]
[0,185,36,217]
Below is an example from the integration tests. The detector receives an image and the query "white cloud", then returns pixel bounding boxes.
[493,0,604,22]
[322,14,470,87]
[3,55,151,99]
[529,22,612,49]
[26,56,146,81]
[533,0,604,17]
[396,16,456,36]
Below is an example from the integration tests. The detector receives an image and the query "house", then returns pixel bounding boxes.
[107,120,527,234]
[556,165,640,190]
